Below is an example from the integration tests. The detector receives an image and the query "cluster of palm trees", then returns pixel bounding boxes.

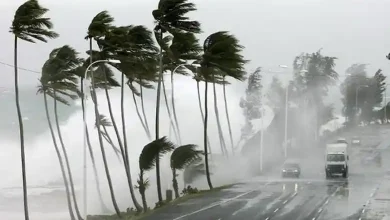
[11,0,247,219]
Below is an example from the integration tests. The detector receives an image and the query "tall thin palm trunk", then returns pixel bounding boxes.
[139,83,151,138]
[101,124,121,160]
[53,91,83,220]
[120,74,143,212]
[155,45,164,203]
[14,36,29,220]
[212,77,228,156]
[80,79,108,212]
[196,81,212,156]
[170,72,182,144]
[204,81,213,189]
[162,76,179,143]
[131,86,151,140]
[103,75,125,159]
[222,78,234,155]
[44,91,75,220]
[102,70,139,210]
[89,38,121,216]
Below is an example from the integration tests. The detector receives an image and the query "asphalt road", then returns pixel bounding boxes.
[143,128,390,220]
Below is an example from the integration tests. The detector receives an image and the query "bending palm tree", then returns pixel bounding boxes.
[152,0,201,203]
[200,31,248,189]
[42,46,84,220]
[170,144,203,198]
[10,1,58,219]
[86,11,121,216]
[137,137,174,211]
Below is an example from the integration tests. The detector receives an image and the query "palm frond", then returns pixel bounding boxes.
[170,144,203,170]
[40,45,82,103]
[96,114,112,128]
[153,0,201,34]
[139,136,175,172]
[11,0,59,43]
[86,10,114,39]
[201,31,248,81]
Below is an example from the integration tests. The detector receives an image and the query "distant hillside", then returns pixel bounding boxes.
[0,86,78,142]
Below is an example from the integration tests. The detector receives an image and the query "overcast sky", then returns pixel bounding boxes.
[0,0,389,90]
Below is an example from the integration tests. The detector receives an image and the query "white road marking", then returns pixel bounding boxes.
[172,182,273,220]
[317,208,323,213]
[273,208,279,213]
[282,200,288,204]
[265,217,269,220]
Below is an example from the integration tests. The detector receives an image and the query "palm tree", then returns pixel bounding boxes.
[152,0,201,203]
[10,1,58,219]
[170,144,203,198]
[199,31,248,189]
[39,47,82,220]
[41,46,84,220]
[137,137,175,211]
[86,11,121,216]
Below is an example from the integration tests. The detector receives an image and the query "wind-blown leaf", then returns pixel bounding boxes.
[86,10,114,40]
[139,136,175,171]
[170,144,203,170]
[11,0,59,43]
[201,31,248,81]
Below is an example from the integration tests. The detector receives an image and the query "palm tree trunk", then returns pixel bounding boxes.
[196,81,212,157]
[131,84,151,140]
[222,78,234,155]
[44,92,75,220]
[172,169,179,199]
[121,74,143,212]
[53,91,83,220]
[103,78,126,160]
[162,76,179,143]
[170,71,182,144]
[139,171,148,212]
[102,70,141,212]
[101,124,121,160]
[80,79,108,212]
[89,38,121,217]
[139,83,151,138]
[155,45,164,203]
[14,36,29,220]
[212,77,228,156]
[204,81,213,189]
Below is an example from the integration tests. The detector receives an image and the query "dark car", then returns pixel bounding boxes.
[282,161,301,178]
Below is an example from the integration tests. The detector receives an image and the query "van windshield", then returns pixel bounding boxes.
[327,154,345,161]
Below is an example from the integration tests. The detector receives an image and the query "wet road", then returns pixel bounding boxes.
[144,129,390,220]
